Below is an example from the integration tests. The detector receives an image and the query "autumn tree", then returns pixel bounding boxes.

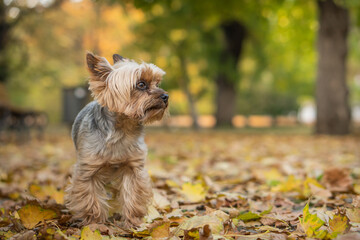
[127,0,274,127]
[315,0,351,135]
[0,0,63,84]
[214,20,246,127]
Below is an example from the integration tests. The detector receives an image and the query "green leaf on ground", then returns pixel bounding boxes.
[299,202,326,238]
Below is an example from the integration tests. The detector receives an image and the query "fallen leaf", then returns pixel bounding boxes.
[322,168,353,192]
[150,221,170,239]
[225,230,271,239]
[80,226,102,240]
[347,208,360,223]
[236,211,261,222]
[18,204,57,229]
[181,182,206,203]
[256,225,286,232]
[303,177,329,198]
[299,202,326,238]
[153,189,170,210]
[145,205,162,223]
[329,213,350,238]
[335,232,360,240]
[132,225,150,238]
[235,206,271,223]
[174,215,222,236]
[308,183,332,199]
[199,224,212,240]
[271,175,302,194]
[0,230,15,239]
[29,184,64,204]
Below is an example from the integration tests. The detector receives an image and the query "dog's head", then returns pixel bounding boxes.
[86,52,169,124]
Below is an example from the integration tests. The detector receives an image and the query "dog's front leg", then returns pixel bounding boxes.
[65,160,110,225]
[115,159,152,227]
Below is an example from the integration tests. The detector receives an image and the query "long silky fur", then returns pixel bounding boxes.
[65,53,167,227]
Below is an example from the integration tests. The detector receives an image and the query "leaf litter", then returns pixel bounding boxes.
[0,131,359,239]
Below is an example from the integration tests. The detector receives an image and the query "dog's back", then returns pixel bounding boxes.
[71,101,97,149]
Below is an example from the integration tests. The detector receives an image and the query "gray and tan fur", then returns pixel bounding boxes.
[65,53,169,227]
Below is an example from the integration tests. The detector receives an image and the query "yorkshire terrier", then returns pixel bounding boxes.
[65,52,168,227]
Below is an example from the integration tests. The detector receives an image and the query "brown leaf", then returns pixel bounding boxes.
[10,230,36,240]
[336,232,360,240]
[260,217,276,226]
[88,223,113,235]
[199,224,212,240]
[150,221,170,239]
[309,183,332,199]
[322,168,353,192]
[353,196,360,208]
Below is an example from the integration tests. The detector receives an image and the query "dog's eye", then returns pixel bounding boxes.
[137,81,147,90]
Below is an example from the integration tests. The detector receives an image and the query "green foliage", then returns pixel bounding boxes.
[3,0,360,122]
[129,0,315,116]
[237,89,299,116]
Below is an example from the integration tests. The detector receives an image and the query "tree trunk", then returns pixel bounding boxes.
[178,52,200,129]
[316,0,351,135]
[0,1,10,83]
[215,20,246,127]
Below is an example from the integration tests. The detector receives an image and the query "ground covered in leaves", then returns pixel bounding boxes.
[0,129,360,239]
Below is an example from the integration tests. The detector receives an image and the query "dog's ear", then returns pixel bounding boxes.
[113,54,126,64]
[86,52,113,104]
[86,52,112,81]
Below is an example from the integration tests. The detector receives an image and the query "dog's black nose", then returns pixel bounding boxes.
[161,93,169,103]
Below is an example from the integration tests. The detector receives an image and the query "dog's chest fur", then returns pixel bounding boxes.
[73,101,147,164]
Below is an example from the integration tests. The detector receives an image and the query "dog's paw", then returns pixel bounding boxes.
[118,217,143,230]
[87,223,114,235]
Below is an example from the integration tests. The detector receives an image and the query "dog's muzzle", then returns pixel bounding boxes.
[160,93,169,104]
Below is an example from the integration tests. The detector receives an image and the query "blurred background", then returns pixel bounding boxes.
[1,0,360,140]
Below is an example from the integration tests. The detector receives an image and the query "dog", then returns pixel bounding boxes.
[65,52,169,227]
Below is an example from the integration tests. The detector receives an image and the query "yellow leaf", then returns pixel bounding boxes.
[9,192,20,200]
[181,182,206,203]
[46,228,56,235]
[347,208,360,223]
[185,229,200,239]
[29,184,44,199]
[315,229,329,239]
[264,168,284,182]
[153,190,170,210]
[165,180,179,188]
[150,221,170,239]
[18,204,57,229]
[271,175,302,193]
[29,184,64,204]
[329,214,350,238]
[303,178,326,197]
[80,226,102,240]
[145,205,162,223]
[299,203,326,238]
[354,184,360,194]
[132,225,150,238]
[0,231,15,239]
